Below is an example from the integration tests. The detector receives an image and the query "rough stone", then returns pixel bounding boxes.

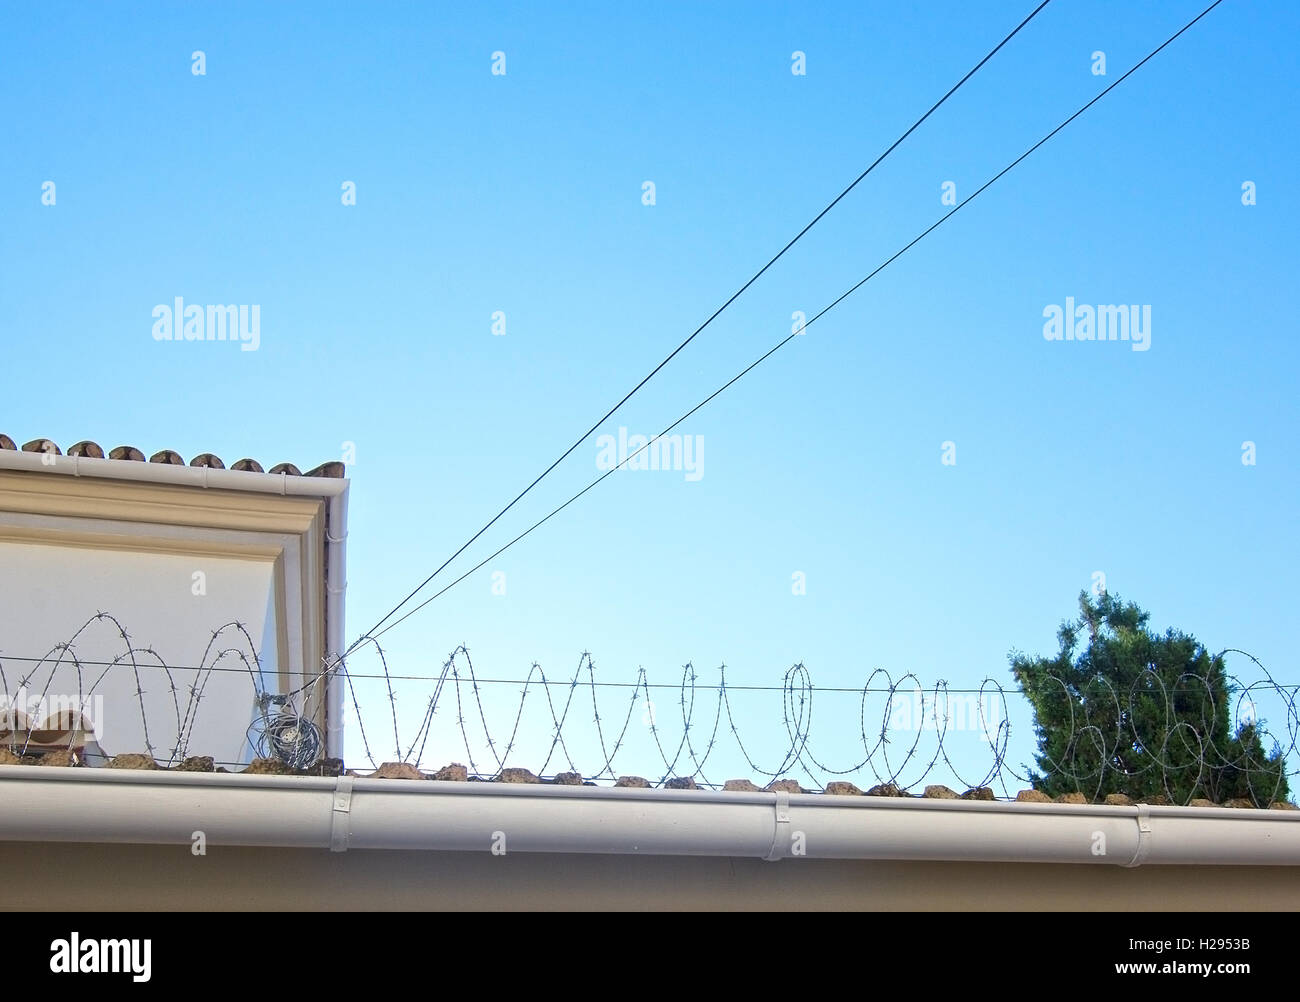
[1223,798,1259,809]
[823,781,863,796]
[371,761,423,780]
[664,776,698,790]
[176,756,215,773]
[37,749,79,767]
[243,756,291,775]
[1015,789,1052,803]
[1103,793,1134,806]
[960,787,995,801]
[0,748,23,766]
[431,763,468,782]
[304,757,345,777]
[766,779,803,794]
[1269,801,1299,811]
[1140,794,1172,806]
[615,775,650,788]
[723,779,762,792]
[1189,798,1217,808]
[107,753,158,770]
[1054,792,1088,805]
[868,782,909,797]
[551,771,583,785]
[923,784,960,800]
[496,767,539,784]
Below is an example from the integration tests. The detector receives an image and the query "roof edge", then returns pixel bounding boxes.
[0,447,348,497]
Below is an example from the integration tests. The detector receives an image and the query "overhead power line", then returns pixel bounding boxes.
[353,0,1056,649]
[364,0,1225,645]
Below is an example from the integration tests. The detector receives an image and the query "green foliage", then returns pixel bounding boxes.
[1011,591,1290,806]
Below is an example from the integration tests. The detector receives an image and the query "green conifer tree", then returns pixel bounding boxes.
[1010,591,1290,806]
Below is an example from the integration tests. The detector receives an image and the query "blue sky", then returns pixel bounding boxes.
[2,1,1296,787]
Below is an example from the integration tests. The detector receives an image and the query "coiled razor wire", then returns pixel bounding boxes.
[0,612,321,769]
[1,614,1296,802]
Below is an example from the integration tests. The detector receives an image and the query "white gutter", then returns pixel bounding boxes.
[0,449,350,758]
[1,767,1297,866]
[0,448,348,501]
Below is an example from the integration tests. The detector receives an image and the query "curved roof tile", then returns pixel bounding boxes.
[1,436,343,478]
[67,441,105,459]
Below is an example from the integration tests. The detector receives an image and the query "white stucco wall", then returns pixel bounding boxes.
[0,539,278,766]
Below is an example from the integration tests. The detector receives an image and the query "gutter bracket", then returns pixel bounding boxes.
[764,791,791,862]
[1124,804,1153,868]
[330,776,354,853]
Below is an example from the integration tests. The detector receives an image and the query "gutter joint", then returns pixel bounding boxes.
[1124,804,1153,868]
[330,775,354,853]
[764,791,791,862]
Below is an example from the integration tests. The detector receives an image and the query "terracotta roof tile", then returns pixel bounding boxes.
[67,440,104,458]
[1,436,343,478]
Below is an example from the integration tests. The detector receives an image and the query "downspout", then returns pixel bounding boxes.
[323,487,348,759]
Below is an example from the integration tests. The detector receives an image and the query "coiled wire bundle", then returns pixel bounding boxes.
[248,692,322,769]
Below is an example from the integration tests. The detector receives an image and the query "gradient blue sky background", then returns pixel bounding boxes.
[2,0,1296,786]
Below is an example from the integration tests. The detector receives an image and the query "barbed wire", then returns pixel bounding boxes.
[1,612,1296,804]
[0,612,320,768]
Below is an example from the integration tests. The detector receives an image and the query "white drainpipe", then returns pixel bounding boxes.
[1,767,1297,866]
[322,487,347,760]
